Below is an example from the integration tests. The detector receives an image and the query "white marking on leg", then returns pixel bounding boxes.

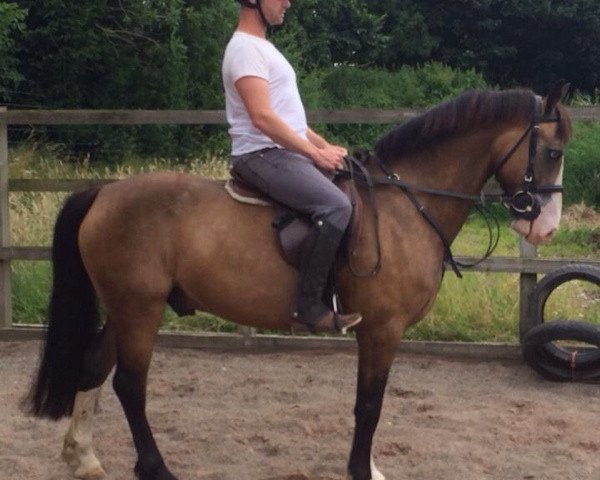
[370,455,385,480]
[346,455,386,480]
[62,388,106,479]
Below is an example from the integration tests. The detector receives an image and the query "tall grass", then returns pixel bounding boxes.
[8,147,600,341]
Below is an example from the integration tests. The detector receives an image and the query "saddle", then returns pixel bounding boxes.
[225,170,363,270]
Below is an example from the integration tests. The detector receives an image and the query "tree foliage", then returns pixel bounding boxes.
[0,2,27,99]
[414,0,600,94]
[2,0,599,164]
[17,0,191,109]
[7,0,600,109]
[8,0,238,158]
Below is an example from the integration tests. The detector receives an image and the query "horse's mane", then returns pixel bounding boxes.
[374,89,570,163]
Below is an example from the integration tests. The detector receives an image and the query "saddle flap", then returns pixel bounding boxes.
[273,176,363,269]
[274,214,312,267]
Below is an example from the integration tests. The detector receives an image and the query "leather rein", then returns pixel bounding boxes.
[339,95,562,278]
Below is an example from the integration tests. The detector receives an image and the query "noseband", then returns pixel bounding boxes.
[493,95,562,221]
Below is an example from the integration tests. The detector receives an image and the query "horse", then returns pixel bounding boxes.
[25,82,572,480]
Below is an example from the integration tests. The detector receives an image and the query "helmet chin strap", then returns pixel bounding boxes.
[239,0,271,28]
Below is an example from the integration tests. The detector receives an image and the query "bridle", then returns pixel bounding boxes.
[492,95,562,221]
[340,94,564,277]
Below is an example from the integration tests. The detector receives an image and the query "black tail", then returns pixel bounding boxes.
[25,187,101,419]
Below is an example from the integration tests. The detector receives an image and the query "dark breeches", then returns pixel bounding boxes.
[231,148,352,230]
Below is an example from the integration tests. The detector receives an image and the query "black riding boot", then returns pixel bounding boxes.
[292,220,362,334]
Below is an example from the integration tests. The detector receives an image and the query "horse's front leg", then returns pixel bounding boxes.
[347,322,404,480]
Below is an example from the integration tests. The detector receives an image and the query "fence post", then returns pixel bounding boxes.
[0,107,11,329]
[237,325,256,337]
[518,238,537,342]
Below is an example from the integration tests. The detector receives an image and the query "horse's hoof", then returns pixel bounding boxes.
[74,463,106,480]
[346,456,386,480]
[62,441,106,479]
[346,472,386,480]
[134,461,178,480]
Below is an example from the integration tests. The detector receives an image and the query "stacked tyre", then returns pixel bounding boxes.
[521,265,600,382]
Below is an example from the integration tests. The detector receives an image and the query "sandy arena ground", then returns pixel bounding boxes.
[1,340,599,480]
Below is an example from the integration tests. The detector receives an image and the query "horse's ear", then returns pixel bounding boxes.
[544,79,571,114]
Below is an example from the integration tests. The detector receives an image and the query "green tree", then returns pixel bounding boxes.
[402,0,600,94]
[365,0,437,67]
[180,0,238,109]
[0,2,27,102]
[14,0,215,158]
[275,0,387,69]
[17,0,190,109]
[9,0,600,162]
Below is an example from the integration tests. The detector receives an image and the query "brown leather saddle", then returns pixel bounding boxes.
[225,170,363,270]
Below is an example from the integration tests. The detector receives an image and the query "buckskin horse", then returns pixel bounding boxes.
[25,83,572,480]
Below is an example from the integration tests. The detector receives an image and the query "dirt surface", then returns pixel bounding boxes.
[1,340,599,480]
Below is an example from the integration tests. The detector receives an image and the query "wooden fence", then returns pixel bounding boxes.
[0,106,599,352]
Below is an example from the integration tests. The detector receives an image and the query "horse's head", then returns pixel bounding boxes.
[493,81,572,245]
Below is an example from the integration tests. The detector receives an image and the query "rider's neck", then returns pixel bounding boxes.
[236,11,267,39]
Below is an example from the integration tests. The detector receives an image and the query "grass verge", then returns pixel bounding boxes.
[8,150,600,342]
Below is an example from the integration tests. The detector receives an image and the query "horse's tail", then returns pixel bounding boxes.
[25,186,101,420]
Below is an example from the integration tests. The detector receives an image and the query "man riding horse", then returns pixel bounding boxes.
[223,0,363,334]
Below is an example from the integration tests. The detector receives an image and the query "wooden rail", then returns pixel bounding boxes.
[1,244,597,274]
[1,106,599,125]
[1,106,599,343]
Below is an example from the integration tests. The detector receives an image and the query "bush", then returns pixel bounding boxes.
[303,62,488,109]
[300,62,488,149]
[0,2,26,97]
[564,121,600,207]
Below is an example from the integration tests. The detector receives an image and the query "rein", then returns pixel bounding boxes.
[339,94,563,278]
[345,154,383,278]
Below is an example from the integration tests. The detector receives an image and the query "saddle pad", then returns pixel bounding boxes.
[224,178,272,206]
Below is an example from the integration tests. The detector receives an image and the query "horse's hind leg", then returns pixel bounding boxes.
[63,388,105,479]
[347,324,403,480]
[111,302,177,480]
[62,323,117,479]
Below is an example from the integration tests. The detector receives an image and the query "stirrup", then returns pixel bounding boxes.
[333,312,363,334]
[292,310,362,335]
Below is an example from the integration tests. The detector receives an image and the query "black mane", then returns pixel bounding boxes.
[374,89,536,163]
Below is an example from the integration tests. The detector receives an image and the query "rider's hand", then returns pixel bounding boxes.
[311,145,348,172]
[330,145,348,158]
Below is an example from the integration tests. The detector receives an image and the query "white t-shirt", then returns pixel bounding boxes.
[222,31,308,155]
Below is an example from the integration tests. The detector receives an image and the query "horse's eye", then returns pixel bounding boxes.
[548,149,563,160]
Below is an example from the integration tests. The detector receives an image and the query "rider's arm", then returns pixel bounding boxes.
[235,75,344,171]
[306,128,329,149]
[307,128,348,156]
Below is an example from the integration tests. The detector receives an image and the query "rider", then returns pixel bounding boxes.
[223,0,362,334]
